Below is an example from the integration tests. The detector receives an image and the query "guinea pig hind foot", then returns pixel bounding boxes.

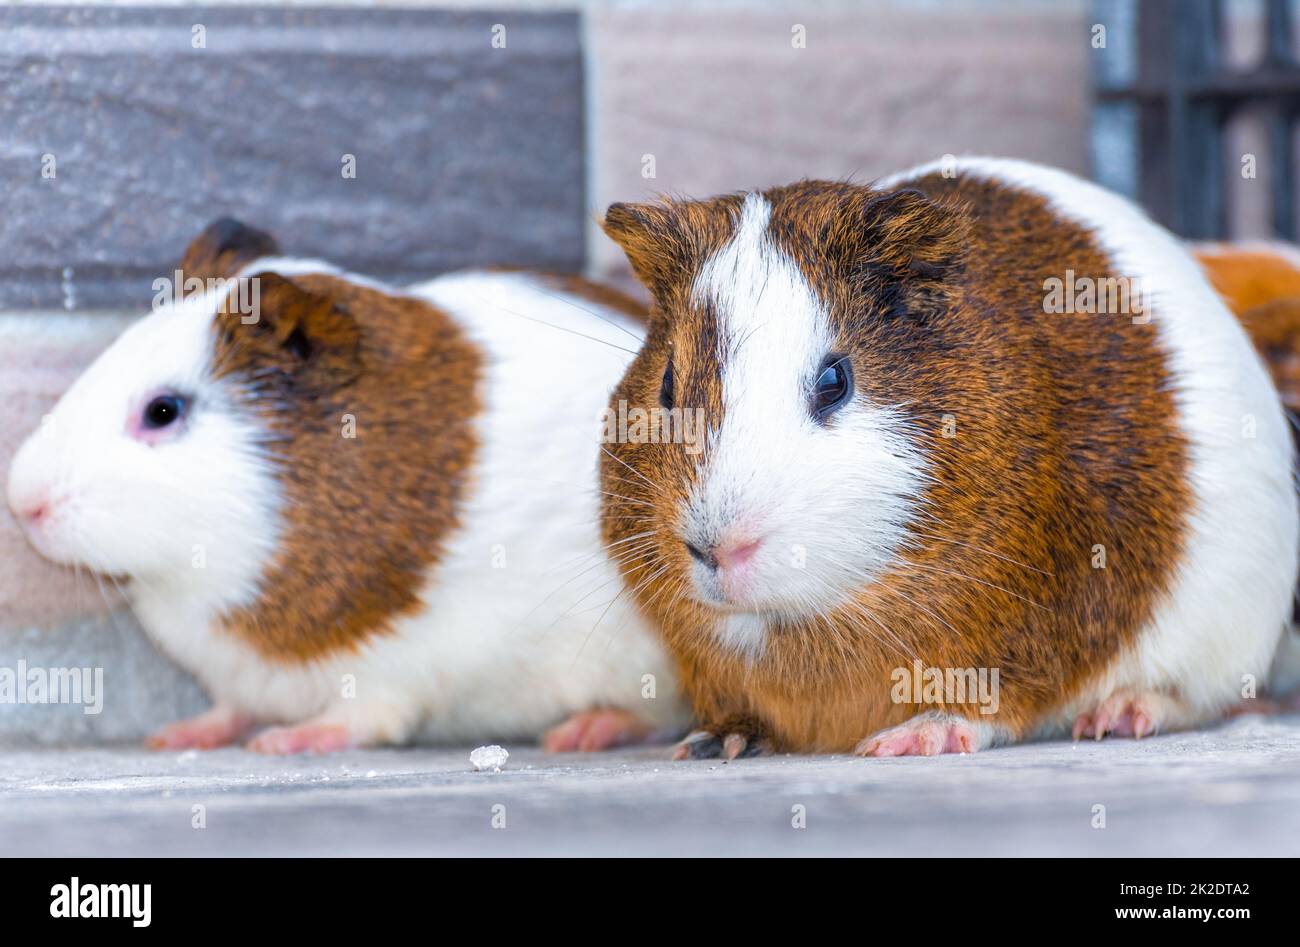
[146,704,258,751]
[1070,689,1181,742]
[542,708,658,753]
[854,712,991,758]
[244,702,415,755]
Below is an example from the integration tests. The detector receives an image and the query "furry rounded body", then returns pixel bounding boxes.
[8,237,687,747]
[599,158,1297,753]
[145,269,685,743]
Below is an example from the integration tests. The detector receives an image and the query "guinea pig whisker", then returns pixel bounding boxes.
[907,528,1054,578]
[525,541,657,622]
[553,560,647,627]
[530,285,646,345]
[574,561,669,663]
[603,529,658,550]
[540,528,660,572]
[600,446,666,498]
[833,595,918,665]
[901,559,1051,613]
[792,560,917,665]
[471,293,639,357]
[878,583,962,639]
[808,609,858,670]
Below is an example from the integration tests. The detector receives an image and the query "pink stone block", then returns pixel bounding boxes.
[0,314,133,629]
[588,4,1089,279]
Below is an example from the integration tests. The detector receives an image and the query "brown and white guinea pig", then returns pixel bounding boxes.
[5,220,688,753]
[597,156,1298,759]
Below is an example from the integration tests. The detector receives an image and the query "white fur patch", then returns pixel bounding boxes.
[682,193,930,656]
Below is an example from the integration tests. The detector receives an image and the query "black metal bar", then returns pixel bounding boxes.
[1270,107,1296,238]
[1266,0,1293,65]
[1267,0,1296,238]
[1100,0,1300,239]
[1174,0,1224,238]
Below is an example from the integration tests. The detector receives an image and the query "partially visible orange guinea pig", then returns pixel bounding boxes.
[1194,241,1300,415]
[597,157,1298,759]
[1193,240,1300,697]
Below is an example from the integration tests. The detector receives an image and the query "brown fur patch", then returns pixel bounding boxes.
[601,177,1191,752]
[210,270,481,662]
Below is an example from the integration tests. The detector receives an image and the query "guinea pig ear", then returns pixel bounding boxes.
[602,201,691,301]
[857,188,971,284]
[179,218,280,284]
[214,272,361,391]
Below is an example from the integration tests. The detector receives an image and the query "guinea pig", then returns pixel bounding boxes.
[6,219,689,753]
[1194,241,1300,416]
[597,156,1298,759]
[1192,241,1300,659]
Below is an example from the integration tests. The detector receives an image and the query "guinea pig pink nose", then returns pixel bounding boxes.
[714,538,763,571]
[685,538,764,571]
[10,490,51,527]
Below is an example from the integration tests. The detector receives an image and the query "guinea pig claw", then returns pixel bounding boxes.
[1072,690,1172,742]
[722,733,749,760]
[673,730,723,760]
[673,727,771,760]
[855,713,980,757]
[1070,714,1091,742]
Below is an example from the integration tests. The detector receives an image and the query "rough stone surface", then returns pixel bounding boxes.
[0,612,206,746]
[0,5,586,308]
[2,714,1298,856]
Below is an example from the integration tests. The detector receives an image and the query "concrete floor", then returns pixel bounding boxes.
[3,713,1299,857]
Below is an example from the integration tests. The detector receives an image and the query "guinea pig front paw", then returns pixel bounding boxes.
[672,717,773,761]
[542,708,657,753]
[1071,689,1176,741]
[854,712,982,757]
[145,705,256,751]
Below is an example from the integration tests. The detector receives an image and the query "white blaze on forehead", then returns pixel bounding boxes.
[685,193,833,543]
[678,192,931,654]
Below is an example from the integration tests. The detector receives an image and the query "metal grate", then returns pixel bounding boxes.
[1095,0,1300,238]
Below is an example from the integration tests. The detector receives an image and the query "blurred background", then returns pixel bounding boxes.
[3,0,1300,743]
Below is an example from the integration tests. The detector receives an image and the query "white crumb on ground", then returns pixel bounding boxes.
[469,744,509,772]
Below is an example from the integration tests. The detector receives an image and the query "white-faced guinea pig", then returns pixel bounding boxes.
[597,156,1299,759]
[6,219,689,753]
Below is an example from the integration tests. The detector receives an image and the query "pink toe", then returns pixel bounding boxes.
[248,723,352,755]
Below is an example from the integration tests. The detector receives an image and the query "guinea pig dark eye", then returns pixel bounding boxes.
[812,355,853,421]
[660,356,675,410]
[142,394,187,430]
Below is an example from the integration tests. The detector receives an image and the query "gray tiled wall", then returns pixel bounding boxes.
[0,5,586,308]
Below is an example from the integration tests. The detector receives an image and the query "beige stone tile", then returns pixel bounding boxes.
[588,4,1090,279]
[0,313,133,629]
